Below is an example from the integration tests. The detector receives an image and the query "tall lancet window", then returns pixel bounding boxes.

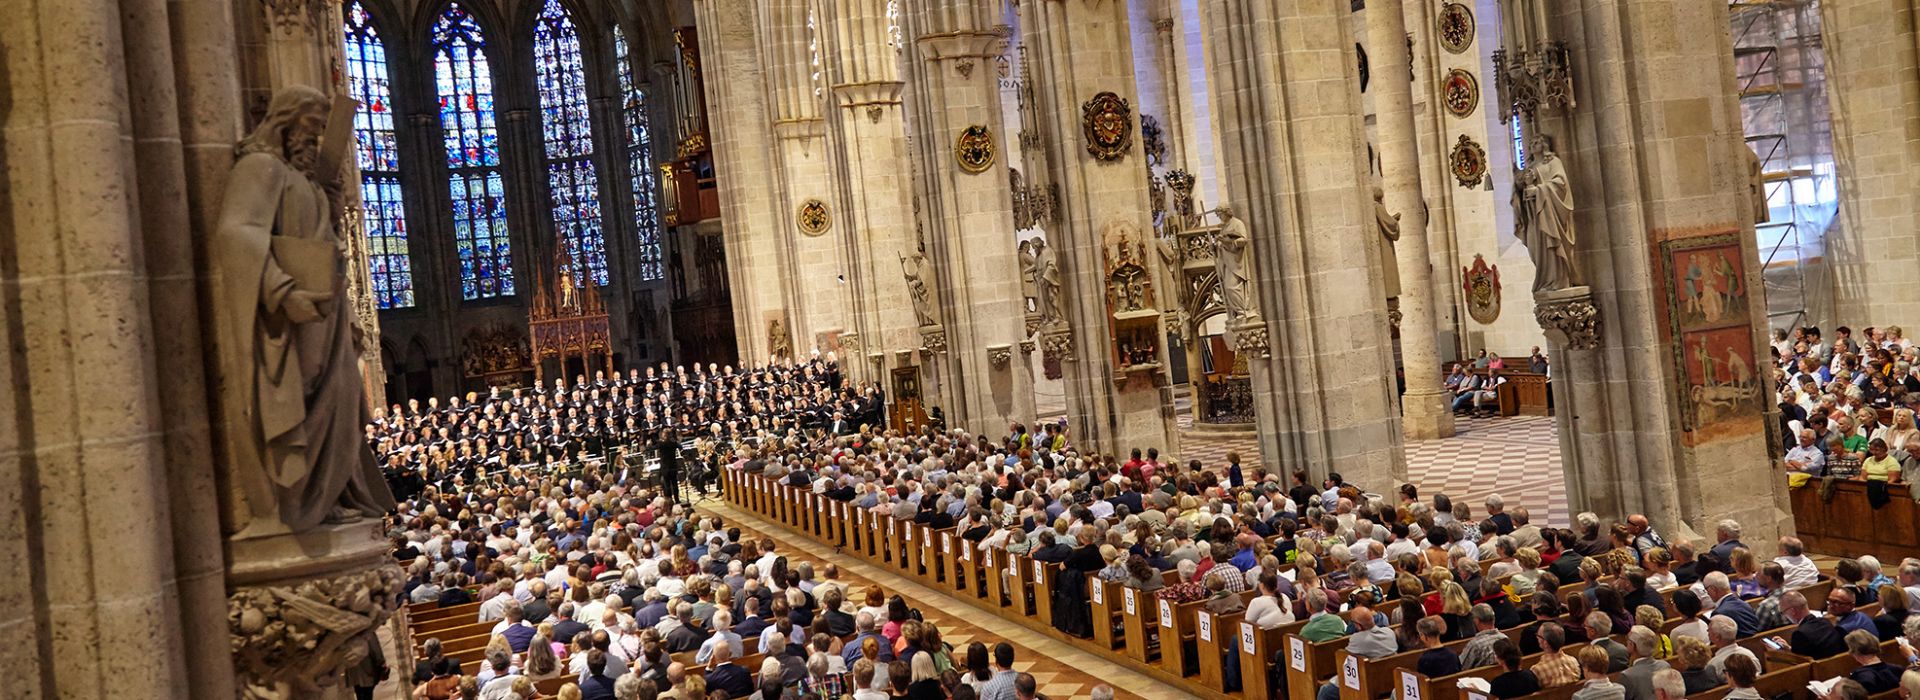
[614,25,664,281]
[532,0,608,286]
[343,2,414,308]
[434,2,514,299]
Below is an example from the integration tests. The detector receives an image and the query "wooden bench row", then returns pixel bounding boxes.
[725,469,1294,700]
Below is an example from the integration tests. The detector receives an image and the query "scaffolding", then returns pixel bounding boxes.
[1728,0,1840,332]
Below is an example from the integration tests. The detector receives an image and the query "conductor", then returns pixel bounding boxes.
[654,427,681,503]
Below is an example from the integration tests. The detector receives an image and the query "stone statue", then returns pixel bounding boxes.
[1744,146,1769,224]
[1372,184,1403,299]
[769,318,791,358]
[557,253,580,312]
[212,86,396,535]
[1031,237,1065,325]
[899,247,937,327]
[1212,204,1259,323]
[1515,135,1581,292]
[1017,239,1039,312]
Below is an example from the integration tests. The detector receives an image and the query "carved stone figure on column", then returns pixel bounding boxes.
[900,245,938,328]
[1372,184,1403,299]
[1032,236,1065,325]
[1212,204,1259,323]
[212,86,396,535]
[1517,135,1582,292]
[1018,239,1039,313]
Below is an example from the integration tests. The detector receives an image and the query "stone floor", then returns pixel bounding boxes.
[695,498,1193,700]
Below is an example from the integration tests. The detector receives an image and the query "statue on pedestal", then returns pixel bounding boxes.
[1514,135,1582,293]
[1212,204,1259,323]
[1031,237,1065,325]
[1372,185,1403,299]
[899,246,937,328]
[1017,239,1039,313]
[212,86,396,535]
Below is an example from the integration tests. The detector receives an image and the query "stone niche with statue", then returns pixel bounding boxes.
[1101,220,1164,377]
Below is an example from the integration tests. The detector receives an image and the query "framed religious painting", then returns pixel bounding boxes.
[1662,232,1761,434]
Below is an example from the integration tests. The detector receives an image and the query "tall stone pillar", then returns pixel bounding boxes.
[767,0,845,357]
[1199,0,1405,486]
[902,0,1037,433]
[694,0,787,363]
[1366,0,1455,440]
[1820,0,1920,326]
[1505,0,1789,541]
[823,0,933,409]
[1021,0,1179,455]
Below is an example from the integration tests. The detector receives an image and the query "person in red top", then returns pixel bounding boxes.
[1121,448,1145,482]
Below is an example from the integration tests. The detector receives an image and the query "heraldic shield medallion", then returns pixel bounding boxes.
[1082,91,1134,162]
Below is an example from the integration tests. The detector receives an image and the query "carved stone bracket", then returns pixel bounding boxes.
[839,332,862,354]
[1533,286,1600,350]
[1018,339,1036,354]
[1040,328,1075,362]
[868,352,887,366]
[1388,308,1404,328]
[265,0,327,31]
[921,325,950,354]
[1230,319,1272,359]
[986,344,1013,368]
[230,563,404,699]
[1023,313,1042,337]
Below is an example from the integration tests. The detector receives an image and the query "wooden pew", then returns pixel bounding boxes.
[983,546,1006,609]
[955,536,980,601]
[1008,552,1034,616]
[1196,604,1249,694]
[1239,620,1297,700]
[1089,576,1124,652]
[917,524,939,585]
[1158,597,1207,679]
[1285,632,1347,700]
[1121,585,1159,664]
[900,519,920,576]
[1691,659,1813,700]
[1033,559,1058,631]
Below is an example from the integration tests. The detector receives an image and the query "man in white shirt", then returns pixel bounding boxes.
[1704,616,1759,678]
[476,588,515,623]
[1772,536,1819,589]
[696,609,744,664]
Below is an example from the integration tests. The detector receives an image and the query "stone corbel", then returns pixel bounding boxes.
[1533,286,1601,350]
[868,352,886,367]
[230,564,404,699]
[921,325,950,354]
[1040,328,1075,362]
[1019,339,1036,354]
[895,350,915,365]
[1024,313,1042,337]
[986,344,1013,368]
[1230,319,1272,359]
[839,332,862,354]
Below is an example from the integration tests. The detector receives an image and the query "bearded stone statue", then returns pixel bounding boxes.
[213,86,395,535]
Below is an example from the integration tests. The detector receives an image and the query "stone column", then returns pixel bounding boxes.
[694,0,787,362]
[823,0,927,394]
[1519,0,1788,541]
[903,0,1037,433]
[1199,0,1405,487]
[767,0,850,356]
[1021,0,1179,455]
[1366,0,1455,440]
[1819,0,1920,326]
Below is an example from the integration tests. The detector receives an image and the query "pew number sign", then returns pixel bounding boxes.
[1123,588,1137,615]
[1342,655,1360,690]
[1158,600,1173,628]
[1239,622,1256,655]
[1198,613,1212,642]
[1289,638,1307,671]
[1091,581,1104,605]
[1400,669,1423,700]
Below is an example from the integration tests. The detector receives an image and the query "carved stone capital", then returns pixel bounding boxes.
[1019,339,1036,354]
[1040,328,1075,362]
[1230,319,1272,359]
[986,344,1013,367]
[921,325,949,354]
[839,332,862,354]
[229,563,404,699]
[1534,287,1601,350]
[264,0,326,31]
[868,352,887,366]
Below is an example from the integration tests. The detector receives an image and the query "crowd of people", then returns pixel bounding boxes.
[1771,325,1920,488]
[381,344,1920,700]
[365,357,884,502]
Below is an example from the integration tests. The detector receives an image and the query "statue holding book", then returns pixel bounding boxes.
[213,86,395,535]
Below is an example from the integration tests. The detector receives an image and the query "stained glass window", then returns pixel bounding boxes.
[434,2,514,300]
[615,25,665,281]
[344,2,414,308]
[533,0,608,287]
